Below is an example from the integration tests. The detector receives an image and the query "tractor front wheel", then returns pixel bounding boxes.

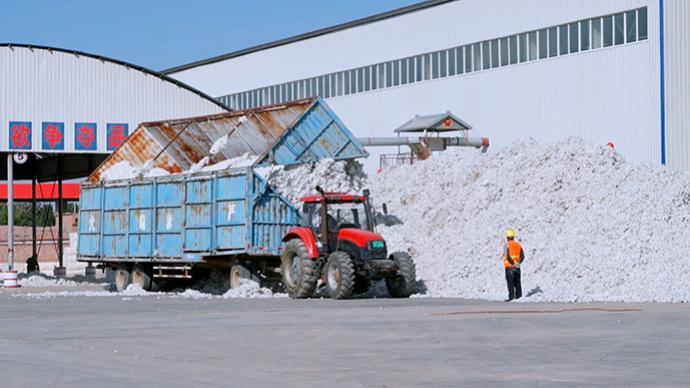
[325,251,355,300]
[281,239,319,298]
[386,252,417,298]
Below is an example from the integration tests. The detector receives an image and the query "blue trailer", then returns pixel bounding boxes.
[77,98,368,291]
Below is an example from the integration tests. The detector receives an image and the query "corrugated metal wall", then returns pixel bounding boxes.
[0,46,226,153]
[169,0,668,172]
[664,0,690,171]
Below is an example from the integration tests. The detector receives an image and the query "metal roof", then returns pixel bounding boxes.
[0,43,229,112]
[162,0,457,74]
[394,112,473,133]
[87,98,367,182]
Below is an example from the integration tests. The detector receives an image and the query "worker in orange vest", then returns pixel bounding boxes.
[502,229,525,301]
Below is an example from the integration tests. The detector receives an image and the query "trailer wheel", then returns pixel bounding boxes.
[229,264,260,289]
[114,265,131,292]
[325,251,355,300]
[281,239,319,298]
[131,264,153,291]
[385,252,417,298]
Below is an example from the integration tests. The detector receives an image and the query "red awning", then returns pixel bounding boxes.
[0,183,80,200]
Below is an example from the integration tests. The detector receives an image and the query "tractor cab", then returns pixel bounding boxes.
[300,189,377,253]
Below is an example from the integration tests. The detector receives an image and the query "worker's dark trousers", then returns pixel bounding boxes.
[505,268,522,300]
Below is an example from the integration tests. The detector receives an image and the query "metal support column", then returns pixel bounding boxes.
[7,153,14,271]
[32,169,37,260]
[55,155,66,277]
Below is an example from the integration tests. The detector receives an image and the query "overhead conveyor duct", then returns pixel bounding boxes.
[358,111,490,163]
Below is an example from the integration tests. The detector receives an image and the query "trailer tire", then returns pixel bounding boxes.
[325,251,355,300]
[386,252,417,298]
[281,239,319,298]
[114,265,131,292]
[229,264,260,289]
[131,264,153,291]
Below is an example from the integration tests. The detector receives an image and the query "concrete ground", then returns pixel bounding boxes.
[0,286,688,387]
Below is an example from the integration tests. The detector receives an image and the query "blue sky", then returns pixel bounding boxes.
[1,0,420,71]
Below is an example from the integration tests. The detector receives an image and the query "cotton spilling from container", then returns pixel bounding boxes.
[369,137,690,302]
[99,160,170,181]
[257,158,368,204]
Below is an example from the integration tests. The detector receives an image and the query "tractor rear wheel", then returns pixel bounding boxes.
[281,239,319,298]
[325,251,355,300]
[386,252,417,298]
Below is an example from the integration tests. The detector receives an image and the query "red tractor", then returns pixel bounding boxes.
[280,187,417,299]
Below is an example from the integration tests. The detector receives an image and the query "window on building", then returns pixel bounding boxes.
[323,76,331,97]
[559,25,568,55]
[377,64,385,88]
[384,61,392,86]
[357,68,364,92]
[528,31,537,60]
[519,33,528,62]
[500,37,509,66]
[316,77,323,97]
[393,60,401,86]
[329,75,335,98]
[538,29,547,59]
[626,10,637,43]
[592,18,602,48]
[407,58,415,83]
[465,45,472,72]
[581,20,590,51]
[474,43,482,71]
[401,59,409,84]
[424,54,432,80]
[603,16,613,47]
[569,22,579,53]
[491,39,499,68]
[482,41,490,69]
[456,47,464,74]
[342,72,350,95]
[638,7,648,40]
[614,13,624,45]
[509,35,518,64]
[362,68,370,92]
[431,51,440,79]
[415,55,423,81]
[448,48,456,76]
[548,27,558,57]
[344,73,349,95]
[441,50,449,77]
[369,65,379,90]
[334,74,340,97]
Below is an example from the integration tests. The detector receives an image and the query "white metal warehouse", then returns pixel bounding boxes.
[0,43,227,179]
[165,0,690,172]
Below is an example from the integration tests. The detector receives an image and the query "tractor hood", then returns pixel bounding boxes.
[338,229,384,248]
